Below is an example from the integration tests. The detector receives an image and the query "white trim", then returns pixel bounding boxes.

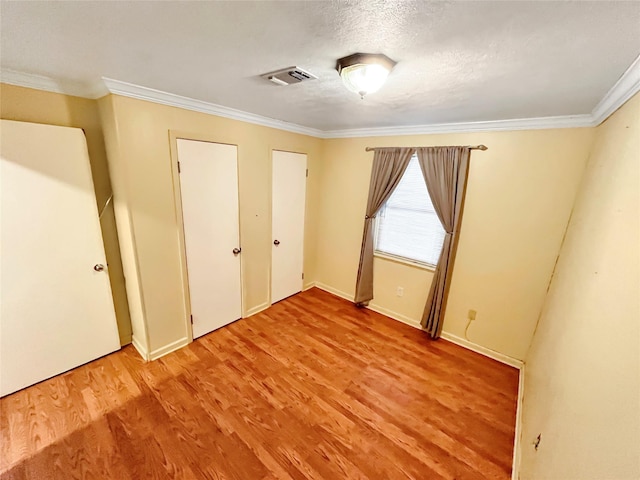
[148,336,190,361]
[321,114,595,138]
[101,78,324,138]
[313,282,354,302]
[0,68,107,99]
[244,301,271,318]
[3,53,637,140]
[131,335,149,361]
[512,364,526,480]
[374,251,437,272]
[440,332,524,369]
[313,282,422,330]
[1,69,68,94]
[591,54,640,124]
[313,282,524,368]
[367,303,422,330]
[303,282,317,291]
[97,79,588,137]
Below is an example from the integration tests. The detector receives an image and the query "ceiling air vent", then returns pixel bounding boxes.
[261,66,317,86]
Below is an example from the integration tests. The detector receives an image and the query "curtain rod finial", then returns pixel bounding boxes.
[477,145,488,151]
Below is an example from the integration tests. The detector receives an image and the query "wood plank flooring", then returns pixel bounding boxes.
[0,288,519,479]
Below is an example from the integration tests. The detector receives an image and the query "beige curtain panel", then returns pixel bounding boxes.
[354,147,415,305]
[417,146,471,338]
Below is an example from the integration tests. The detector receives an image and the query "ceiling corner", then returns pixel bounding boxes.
[591,54,640,125]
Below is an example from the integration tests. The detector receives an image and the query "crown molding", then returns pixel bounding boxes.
[89,82,110,99]
[101,78,324,138]
[0,68,107,99]
[320,114,595,139]
[591,54,640,125]
[3,54,639,139]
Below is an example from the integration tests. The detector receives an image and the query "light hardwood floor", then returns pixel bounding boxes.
[1,288,519,479]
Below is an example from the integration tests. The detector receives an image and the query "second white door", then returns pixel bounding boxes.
[177,139,242,339]
[271,150,307,304]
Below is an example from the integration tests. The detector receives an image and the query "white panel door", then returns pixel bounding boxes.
[271,151,307,304]
[177,139,242,339]
[0,120,120,397]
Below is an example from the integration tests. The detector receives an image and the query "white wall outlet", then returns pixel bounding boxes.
[468,309,477,321]
[396,286,404,297]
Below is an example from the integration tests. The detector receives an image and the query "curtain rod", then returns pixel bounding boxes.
[365,145,488,152]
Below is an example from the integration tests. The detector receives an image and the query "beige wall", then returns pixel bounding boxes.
[5,80,638,476]
[519,94,640,479]
[100,94,323,355]
[316,129,595,360]
[4,83,618,373]
[0,83,132,345]
[98,95,148,352]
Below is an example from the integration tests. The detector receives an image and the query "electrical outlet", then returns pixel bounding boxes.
[468,309,477,321]
[396,286,404,297]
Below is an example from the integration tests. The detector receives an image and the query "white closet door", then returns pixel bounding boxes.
[0,120,120,397]
[271,150,307,304]
[177,139,242,339]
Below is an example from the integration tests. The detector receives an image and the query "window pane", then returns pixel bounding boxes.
[375,157,446,265]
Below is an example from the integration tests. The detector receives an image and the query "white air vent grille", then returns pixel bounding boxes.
[261,66,317,86]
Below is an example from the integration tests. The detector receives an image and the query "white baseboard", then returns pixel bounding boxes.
[148,337,190,361]
[244,301,271,318]
[367,303,422,330]
[314,281,421,329]
[313,282,524,368]
[440,332,523,369]
[131,335,149,361]
[313,282,354,302]
[512,364,525,480]
[303,281,317,291]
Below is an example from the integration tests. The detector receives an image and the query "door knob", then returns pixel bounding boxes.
[93,264,105,272]
[273,240,280,245]
[232,248,241,255]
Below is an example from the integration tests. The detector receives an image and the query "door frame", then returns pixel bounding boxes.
[169,130,244,343]
[269,148,308,306]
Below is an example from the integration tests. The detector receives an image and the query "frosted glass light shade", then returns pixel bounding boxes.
[340,64,390,98]
[336,53,396,98]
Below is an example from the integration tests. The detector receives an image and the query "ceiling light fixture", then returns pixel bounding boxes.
[336,53,396,99]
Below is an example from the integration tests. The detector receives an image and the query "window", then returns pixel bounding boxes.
[375,155,445,267]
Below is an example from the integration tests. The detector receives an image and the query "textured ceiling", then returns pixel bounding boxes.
[1,1,639,131]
